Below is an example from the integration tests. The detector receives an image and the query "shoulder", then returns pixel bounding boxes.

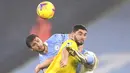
[45,34,64,42]
[64,39,76,45]
[39,53,47,63]
[51,34,65,38]
[63,39,78,50]
[52,33,64,36]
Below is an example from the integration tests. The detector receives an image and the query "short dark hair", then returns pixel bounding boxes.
[26,34,38,48]
[72,24,87,32]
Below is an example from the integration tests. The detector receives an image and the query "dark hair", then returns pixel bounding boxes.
[72,24,87,32]
[26,34,38,48]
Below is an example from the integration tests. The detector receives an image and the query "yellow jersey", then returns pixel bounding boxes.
[45,39,79,73]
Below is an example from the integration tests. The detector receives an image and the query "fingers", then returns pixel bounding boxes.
[60,60,66,68]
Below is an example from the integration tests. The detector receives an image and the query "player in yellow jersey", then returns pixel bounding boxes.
[45,39,79,73]
[44,33,98,73]
[45,39,98,73]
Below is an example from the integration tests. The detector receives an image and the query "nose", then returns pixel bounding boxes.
[39,45,43,49]
[36,43,43,49]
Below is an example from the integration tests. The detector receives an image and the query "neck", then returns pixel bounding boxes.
[78,45,83,52]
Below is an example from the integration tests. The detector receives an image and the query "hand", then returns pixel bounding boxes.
[35,64,41,73]
[60,59,67,68]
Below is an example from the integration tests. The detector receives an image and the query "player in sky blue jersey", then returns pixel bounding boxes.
[26,25,98,73]
[39,34,69,63]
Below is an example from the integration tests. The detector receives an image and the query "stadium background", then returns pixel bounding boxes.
[0,0,130,73]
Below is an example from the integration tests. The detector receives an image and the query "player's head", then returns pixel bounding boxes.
[26,34,45,52]
[72,24,87,45]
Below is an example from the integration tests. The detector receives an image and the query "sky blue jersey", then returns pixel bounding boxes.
[39,34,69,63]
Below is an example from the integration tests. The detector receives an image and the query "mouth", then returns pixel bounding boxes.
[79,40,84,43]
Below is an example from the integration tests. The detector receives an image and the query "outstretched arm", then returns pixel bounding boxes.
[35,57,54,73]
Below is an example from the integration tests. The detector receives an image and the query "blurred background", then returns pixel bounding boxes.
[0,0,130,73]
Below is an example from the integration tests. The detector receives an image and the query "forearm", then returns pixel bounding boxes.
[63,48,69,60]
[60,48,69,67]
[38,57,54,69]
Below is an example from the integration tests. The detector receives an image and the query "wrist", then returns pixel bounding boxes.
[37,64,42,69]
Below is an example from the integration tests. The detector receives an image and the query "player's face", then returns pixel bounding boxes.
[30,37,44,52]
[73,29,87,45]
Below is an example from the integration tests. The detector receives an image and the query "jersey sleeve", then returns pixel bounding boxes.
[82,49,95,65]
[39,53,48,63]
[42,34,65,58]
[84,51,98,71]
